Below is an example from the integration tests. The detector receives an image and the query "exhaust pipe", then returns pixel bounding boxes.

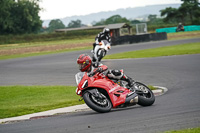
[125,92,138,104]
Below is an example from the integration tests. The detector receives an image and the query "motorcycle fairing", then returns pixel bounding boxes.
[77,72,133,108]
[93,40,111,61]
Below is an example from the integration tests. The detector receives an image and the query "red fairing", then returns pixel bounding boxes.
[99,65,108,71]
[76,72,133,108]
[92,64,108,73]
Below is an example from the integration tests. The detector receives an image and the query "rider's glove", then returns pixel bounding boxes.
[89,67,103,77]
[93,62,99,68]
[95,67,103,73]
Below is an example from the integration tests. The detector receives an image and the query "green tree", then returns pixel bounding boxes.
[180,0,200,24]
[130,20,141,24]
[160,0,200,24]
[147,15,165,25]
[104,15,130,24]
[0,0,42,34]
[0,0,15,34]
[48,19,65,32]
[93,15,130,26]
[160,7,180,23]
[148,15,157,22]
[93,19,106,26]
[68,19,82,28]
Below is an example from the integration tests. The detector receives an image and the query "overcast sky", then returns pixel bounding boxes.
[39,0,182,20]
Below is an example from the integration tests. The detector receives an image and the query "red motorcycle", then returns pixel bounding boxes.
[75,70,155,113]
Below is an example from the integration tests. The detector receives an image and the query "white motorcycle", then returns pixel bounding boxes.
[92,40,111,62]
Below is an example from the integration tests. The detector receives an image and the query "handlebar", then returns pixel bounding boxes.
[88,72,104,77]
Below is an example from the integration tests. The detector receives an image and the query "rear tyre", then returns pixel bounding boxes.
[134,82,155,106]
[83,90,112,113]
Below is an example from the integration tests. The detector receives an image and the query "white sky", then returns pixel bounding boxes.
[39,0,182,20]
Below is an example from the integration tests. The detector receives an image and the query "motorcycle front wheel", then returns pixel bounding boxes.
[83,90,112,113]
[134,82,155,106]
[97,49,106,62]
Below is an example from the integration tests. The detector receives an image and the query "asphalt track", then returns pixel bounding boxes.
[0,38,200,86]
[0,38,200,133]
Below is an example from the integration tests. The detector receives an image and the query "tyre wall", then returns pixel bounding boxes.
[111,32,167,45]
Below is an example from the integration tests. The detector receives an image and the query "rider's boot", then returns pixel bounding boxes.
[91,43,96,53]
[120,74,134,89]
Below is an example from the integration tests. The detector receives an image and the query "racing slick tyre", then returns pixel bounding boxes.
[83,90,112,113]
[97,49,106,62]
[134,82,155,106]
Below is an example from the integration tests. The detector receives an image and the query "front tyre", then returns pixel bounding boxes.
[83,90,112,113]
[134,82,155,106]
[97,49,106,62]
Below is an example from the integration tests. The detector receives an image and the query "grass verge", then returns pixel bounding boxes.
[0,46,92,60]
[0,37,93,60]
[0,31,200,61]
[167,31,200,40]
[0,85,156,119]
[104,42,200,59]
[0,38,93,50]
[164,127,200,133]
[0,86,84,119]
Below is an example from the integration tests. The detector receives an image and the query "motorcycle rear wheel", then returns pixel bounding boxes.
[83,90,112,113]
[134,82,155,106]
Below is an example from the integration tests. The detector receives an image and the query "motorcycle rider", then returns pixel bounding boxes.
[77,54,134,88]
[176,23,184,32]
[92,28,111,53]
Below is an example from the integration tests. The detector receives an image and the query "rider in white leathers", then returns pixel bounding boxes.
[92,28,111,52]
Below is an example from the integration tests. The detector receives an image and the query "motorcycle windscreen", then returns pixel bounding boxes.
[75,72,85,85]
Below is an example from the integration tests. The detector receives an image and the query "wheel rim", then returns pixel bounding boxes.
[90,93,110,107]
[134,83,152,98]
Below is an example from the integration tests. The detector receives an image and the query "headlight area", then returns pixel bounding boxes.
[76,80,88,95]
[82,80,88,88]
[76,88,82,95]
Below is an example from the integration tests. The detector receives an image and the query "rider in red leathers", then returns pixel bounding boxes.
[77,54,134,88]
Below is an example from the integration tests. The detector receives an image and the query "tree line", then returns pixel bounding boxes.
[0,0,42,34]
[0,0,199,35]
[160,0,200,25]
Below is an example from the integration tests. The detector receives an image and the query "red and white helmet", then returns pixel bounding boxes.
[77,54,92,72]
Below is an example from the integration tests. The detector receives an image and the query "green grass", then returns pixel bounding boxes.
[1,31,200,61]
[167,31,200,40]
[0,38,93,50]
[104,42,200,59]
[148,85,157,90]
[0,86,84,119]
[164,127,200,133]
[0,37,93,60]
[0,85,156,119]
[0,46,92,60]
[0,29,100,44]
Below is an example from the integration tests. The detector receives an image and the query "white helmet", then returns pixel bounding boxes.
[103,28,110,34]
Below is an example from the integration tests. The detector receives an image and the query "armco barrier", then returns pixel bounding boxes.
[111,32,167,45]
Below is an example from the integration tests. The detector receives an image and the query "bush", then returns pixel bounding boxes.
[0,29,102,45]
